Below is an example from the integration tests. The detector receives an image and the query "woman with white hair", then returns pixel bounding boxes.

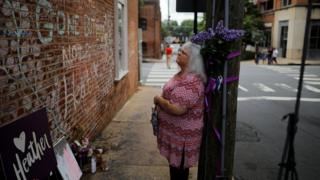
[153,41,206,180]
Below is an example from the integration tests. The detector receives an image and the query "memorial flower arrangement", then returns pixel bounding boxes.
[190,20,245,75]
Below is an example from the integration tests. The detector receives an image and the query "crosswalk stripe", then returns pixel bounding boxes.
[148,75,175,78]
[274,83,297,92]
[146,78,169,82]
[294,77,320,81]
[149,72,176,76]
[287,74,318,77]
[238,85,248,92]
[304,85,320,93]
[238,96,320,102]
[144,82,165,87]
[253,83,275,92]
[305,81,320,85]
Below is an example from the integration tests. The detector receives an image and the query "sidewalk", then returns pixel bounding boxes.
[82,86,198,180]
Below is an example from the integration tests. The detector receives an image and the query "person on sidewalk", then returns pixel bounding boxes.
[154,41,206,180]
[272,47,279,64]
[254,46,260,65]
[165,44,173,69]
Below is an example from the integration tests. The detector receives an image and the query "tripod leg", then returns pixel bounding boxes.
[277,133,290,180]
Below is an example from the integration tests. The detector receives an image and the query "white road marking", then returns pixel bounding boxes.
[305,81,320,85]
[253,83,275,92]
[294,77,320,81]
[146,78,170,82]
[287,74,318,77]
[148,75,175,78]
[238,85,248,92]
[144,82,165,87]
[238,96,320,102]
[304,85,320,93]
[274,83,297,92]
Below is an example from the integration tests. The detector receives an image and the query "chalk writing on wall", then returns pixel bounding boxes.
[0,0,115,142]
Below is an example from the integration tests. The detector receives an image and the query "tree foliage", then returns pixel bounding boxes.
[243,0,265,46]
[161,18,205,40]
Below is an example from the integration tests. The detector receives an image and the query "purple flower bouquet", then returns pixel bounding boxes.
[191,21,244,75]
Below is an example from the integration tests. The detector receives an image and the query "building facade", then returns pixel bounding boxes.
[139,0,162,59]
[256,0,320,59]
[0,0,139,143]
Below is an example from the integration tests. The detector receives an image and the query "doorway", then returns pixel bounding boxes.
[279,21,288,58]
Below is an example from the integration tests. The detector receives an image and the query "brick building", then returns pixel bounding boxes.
[139,0,162,59]
[255,0,320,59]
[0,0,139,143]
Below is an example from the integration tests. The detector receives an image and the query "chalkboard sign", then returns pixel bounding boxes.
[0,108,57,180]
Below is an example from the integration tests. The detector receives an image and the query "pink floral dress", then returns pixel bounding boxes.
[157,73,205,168]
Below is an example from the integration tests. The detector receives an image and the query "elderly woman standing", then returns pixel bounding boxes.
[154,41,206,180]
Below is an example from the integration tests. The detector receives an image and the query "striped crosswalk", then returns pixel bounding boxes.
[258,65,320,94]
[143,63,179,87]
[143,63,320,95]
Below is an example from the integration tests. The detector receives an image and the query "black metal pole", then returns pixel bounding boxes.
[294,0,312,118]
[193,0,198,34]
[277,1,312,180]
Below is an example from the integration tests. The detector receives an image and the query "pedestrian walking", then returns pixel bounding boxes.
[153,41,206,180]
[267,46,273,65]
[272,47,278,64]
[255,46,260,65]
[165,44,173,69]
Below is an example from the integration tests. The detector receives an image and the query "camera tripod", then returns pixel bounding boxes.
[277,113,298,180]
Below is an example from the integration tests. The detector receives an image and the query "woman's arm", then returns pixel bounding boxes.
[154,95,187,116]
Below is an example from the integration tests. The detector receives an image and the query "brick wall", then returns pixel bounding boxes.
[0,0,139,143]
[140,2,161,59]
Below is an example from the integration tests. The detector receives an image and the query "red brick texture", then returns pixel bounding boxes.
[0,0,139,143]
[140,2,162,59]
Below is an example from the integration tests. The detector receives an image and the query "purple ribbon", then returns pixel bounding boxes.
[214,128,222,144]
[205,96,209,111]
[226,50,241,60]
[205,78,217,93]
[224,76,239,84]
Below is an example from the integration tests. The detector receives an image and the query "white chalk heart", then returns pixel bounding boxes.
[13,131,26,153]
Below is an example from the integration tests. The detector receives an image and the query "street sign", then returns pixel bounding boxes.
[0,108,57,180]
[176,0,206,12]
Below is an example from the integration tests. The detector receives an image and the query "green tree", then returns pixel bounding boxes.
[243,0,265,47]
[162,20,178,34]
[180,20,193,35]
[198,15,206,32]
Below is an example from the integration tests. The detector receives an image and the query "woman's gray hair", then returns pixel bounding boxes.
[182,41,207,83]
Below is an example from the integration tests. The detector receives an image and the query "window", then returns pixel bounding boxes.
[139,18,147,31]
[261,0,273,11]
[142,42,147,54]
[115,0,128,81]
[282,0,291,7]
[309,21,320,49]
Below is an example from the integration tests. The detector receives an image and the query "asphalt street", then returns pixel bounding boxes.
[234,64,320,180]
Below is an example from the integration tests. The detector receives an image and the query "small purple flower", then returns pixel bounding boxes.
[190,30,215,44]
[190,20,244,44]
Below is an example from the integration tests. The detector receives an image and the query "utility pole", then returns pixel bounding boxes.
[198,0,244,179]
[193,0,198,34]
[168,0,170,34]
